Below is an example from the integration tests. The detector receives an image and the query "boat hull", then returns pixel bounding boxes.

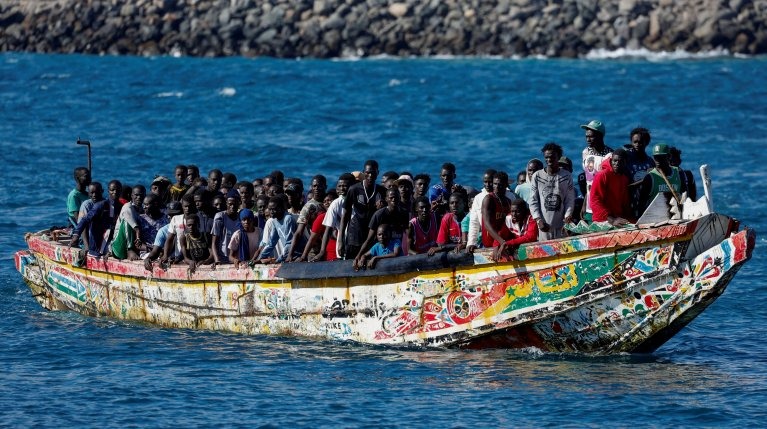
[14,214,755,353]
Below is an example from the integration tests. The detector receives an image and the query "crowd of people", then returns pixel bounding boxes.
[66,120,697,272]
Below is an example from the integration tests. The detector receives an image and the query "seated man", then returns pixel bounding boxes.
[180,213,213,274]
[481,171,513,248]
[590,148,633,226]
[428,189,469,255]
[70,188,123,257]
[138,194,168,249]
[67,166,91,227]
[495,199,538,260]
[228,209,263,268]
[109,185,146,260]
[355,224,402,271]
[639,143,687,215]
[408,196,438,255]
[257,196,297,263]
[78,181,104,222]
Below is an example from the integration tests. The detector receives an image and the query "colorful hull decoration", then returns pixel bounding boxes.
[15,213,755,354]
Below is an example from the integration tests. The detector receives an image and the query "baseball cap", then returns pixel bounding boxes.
[653,143,670,156]
[580,120,605,136]
[395,174,413,187]
[166,201,182,216]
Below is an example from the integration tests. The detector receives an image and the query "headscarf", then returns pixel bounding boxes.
[238,208,254,261]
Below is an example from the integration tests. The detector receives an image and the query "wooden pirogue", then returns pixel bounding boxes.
[14,178,755,353]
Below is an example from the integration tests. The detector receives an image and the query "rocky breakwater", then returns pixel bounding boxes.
[1,0,766,57]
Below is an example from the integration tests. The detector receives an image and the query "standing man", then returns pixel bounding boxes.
[590,148,633,226]
[625,127,655,219]
[428,162,458,220]
[339,160,386,260]
[580,120,613,222]
[530,142,575,241]
[466,168,497,253]
[67,167,91,227]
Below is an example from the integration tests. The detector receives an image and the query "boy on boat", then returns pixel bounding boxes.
[495,199,538,261]
[428,188,470,255]
[228,209,262,269]
[67,166,91,227]
[70,182,123,257]
[413,173,431,200]
[355,224,402,271]
[181,213,213,274]
[429,162,458,220]
[257,196,297,263]
[590,148,634,226]
[408,196,438,255]
[580,120,613,222]
[355,187,410,262]
[169,165,189,201]
[211,190,241,266]
[340,160,386,260]
[466,168,497,254]
[480,171,514,248]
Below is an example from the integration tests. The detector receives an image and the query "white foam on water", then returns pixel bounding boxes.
[584,47,735,61]
[388,79,402,87]
[155,91,184,98]
[218,87,236,96]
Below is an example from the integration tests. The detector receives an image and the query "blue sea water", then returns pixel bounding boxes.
[0,52,765,427]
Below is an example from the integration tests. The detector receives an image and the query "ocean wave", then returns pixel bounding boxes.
[584,47,738,61]
[218,87,236,97]
[155,91,184,98]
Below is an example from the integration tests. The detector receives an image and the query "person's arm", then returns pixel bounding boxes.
[481,195,506,246]
[257,221,276,260]
[163,231,176,263]
[529,174,549,232]
[685,170,697,200]
[299,229,321,262]
[287,222,307,262]
[311,227,332,262]
[369,243,401,269]
[408,221,418,255]
[180,236,196,272]
[638,174,653,216]
[228,231,242,268]
[589,173,609,222]
[338,192,354,258]
[563,174,575,224]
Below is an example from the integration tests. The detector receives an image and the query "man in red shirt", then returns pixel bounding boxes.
[590,148,633,226]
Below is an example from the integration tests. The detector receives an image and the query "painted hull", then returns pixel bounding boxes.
[14,213,754,353]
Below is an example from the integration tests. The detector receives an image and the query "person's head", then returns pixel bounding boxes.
[120,184,132,202]
[482,168,498,193]
[581,120,605,148]
[558,156,573,173]
[526,159,543,181]
[239,208,255,232]
[492,172,509,196]
[652,143,672,169]
[509,199,530,224]
[382,171,399,189]
[187,165,200,183]
[237,181,254,203]
[363,160,379,184]
[255,194,269,217]
[414,196,431,222]
[324,190,338,210]
[174,165,188,185]
[337,173,355,197]
[143,194,162,217]
[166,201,183,219]
[252,178,263,187]
[449,190,468,216]
[193,189,211,213]
[269,170,285,186]
[225,190,241,216]
[88,182,104,202]
[107,180,122,202]
[73,167,91,190]
[222,172,237,191]
[311,175,327,201]
[131,185,147,207]
[516,171,527,186]
[266,184,283,197]
[151,176,170,198]
[396,175,414,202]
[611,148,628,174]
[630,127,651,153]
[207,169,223,191]
[212,194,227,213]
[385,187,400,208]
[181,194,197,216]
[440,162,457,187]
[376,224,392,245]
[413,174,431,197]
[267,196,286,220]
[284,182,302,209]
[184,213,200,236]
[541,142,563,170]
[669,147,683,167]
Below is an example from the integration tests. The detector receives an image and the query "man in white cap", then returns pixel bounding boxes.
[580,120,613,222]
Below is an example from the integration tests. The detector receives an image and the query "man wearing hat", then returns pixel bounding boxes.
[580,120,613,222]
[638,143,687,216]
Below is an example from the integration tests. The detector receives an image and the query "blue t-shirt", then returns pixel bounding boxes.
[369,238,401,257]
